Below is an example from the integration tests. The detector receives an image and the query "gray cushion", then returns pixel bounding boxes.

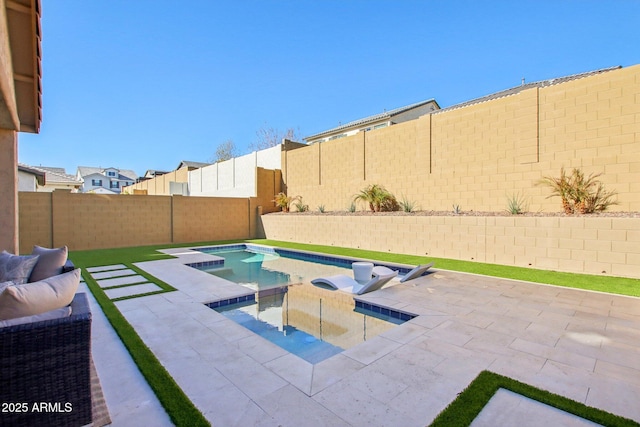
[29,245,69,282]
[0,251,40,284]
[0,306,72,327]
[0,268,80,320]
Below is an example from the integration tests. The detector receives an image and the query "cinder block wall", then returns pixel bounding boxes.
[261,214,640,279]
[18,191,255,251]
[282,65,640,213]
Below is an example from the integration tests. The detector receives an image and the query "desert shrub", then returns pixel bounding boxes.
[318,205,326,213]
[452,204,462,214]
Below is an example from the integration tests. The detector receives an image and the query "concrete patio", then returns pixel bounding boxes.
[88,247,640,426]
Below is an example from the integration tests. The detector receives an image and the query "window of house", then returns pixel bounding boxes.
[91,179,102,186]
[106,171,116,177]
[373,123,388,130]
[110,181,119,189]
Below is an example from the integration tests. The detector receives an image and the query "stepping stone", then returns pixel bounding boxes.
[96,275,147,289]
[92,269,137,280]
[87,264,128,273]
[104,283,162,299]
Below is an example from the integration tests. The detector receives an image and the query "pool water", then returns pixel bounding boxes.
[200,247,354,291]
[199,246,414,364]
[214,285,405,364]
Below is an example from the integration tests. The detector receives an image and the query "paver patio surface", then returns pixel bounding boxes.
[88,247,640,426]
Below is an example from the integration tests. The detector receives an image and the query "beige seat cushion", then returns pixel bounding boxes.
[29,245,69,282]
[0,269,80,320]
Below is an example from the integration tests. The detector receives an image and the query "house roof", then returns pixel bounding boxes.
[305,99,439,141]
[434,66,622,114]
[1,0,42,133]
[18,163,45,185]
[77,166,138,182]
[176,160,210,170]
[31,165,81,185]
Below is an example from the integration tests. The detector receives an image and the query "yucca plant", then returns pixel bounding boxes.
[317,205,326,213]
[506,193,528,215]
[399,196,417,213]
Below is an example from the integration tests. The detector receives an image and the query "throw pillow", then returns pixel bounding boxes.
[0,281,13,293]
[29,245,69,282]
[0,251,39,284]
[0,268,80,320]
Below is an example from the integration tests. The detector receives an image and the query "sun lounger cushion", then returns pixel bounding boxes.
[311,271,398,295]
[29,245,69,282]
[0,251,40,284]
[0,268,80,320]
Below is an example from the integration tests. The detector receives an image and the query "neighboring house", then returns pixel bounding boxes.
[76,166,137,194]
[17,164,45,192]
[17,164,82,192]
[304,99,440,144]
[137,169,170,183]
[176,160,210,171]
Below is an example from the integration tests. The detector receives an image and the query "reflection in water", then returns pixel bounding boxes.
[207,249,405,363]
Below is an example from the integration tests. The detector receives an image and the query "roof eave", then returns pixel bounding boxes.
[4,0,42,134]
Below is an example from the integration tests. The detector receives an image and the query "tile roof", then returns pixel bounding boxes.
[77,166,138,181]
[305,98,439,140]
[434,66,622,114]
[18,164,80,185]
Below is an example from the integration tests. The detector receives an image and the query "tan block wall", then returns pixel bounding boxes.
[171,196,249,243]
[261,214,640,279]
[18,191,257,251]
[123,169,189,195]
[282,65,640,213]
[18,192,53,249]
[0,129,18,253]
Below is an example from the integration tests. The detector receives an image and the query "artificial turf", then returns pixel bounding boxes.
[248,239,640,297]
[429,371,640,427]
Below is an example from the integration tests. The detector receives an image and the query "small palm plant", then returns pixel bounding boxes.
[538,168,573,214]
[538,168,617,214]
[353,184,399,212]
[273,192,300,212]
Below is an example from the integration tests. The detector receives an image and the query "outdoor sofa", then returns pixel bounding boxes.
[0,247,93,427]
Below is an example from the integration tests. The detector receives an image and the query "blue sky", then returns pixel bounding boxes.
[19,0,640,177]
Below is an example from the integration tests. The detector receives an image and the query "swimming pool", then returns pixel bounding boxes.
[196,244,417,363]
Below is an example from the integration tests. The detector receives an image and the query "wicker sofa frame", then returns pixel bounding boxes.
[0,292,92,427]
